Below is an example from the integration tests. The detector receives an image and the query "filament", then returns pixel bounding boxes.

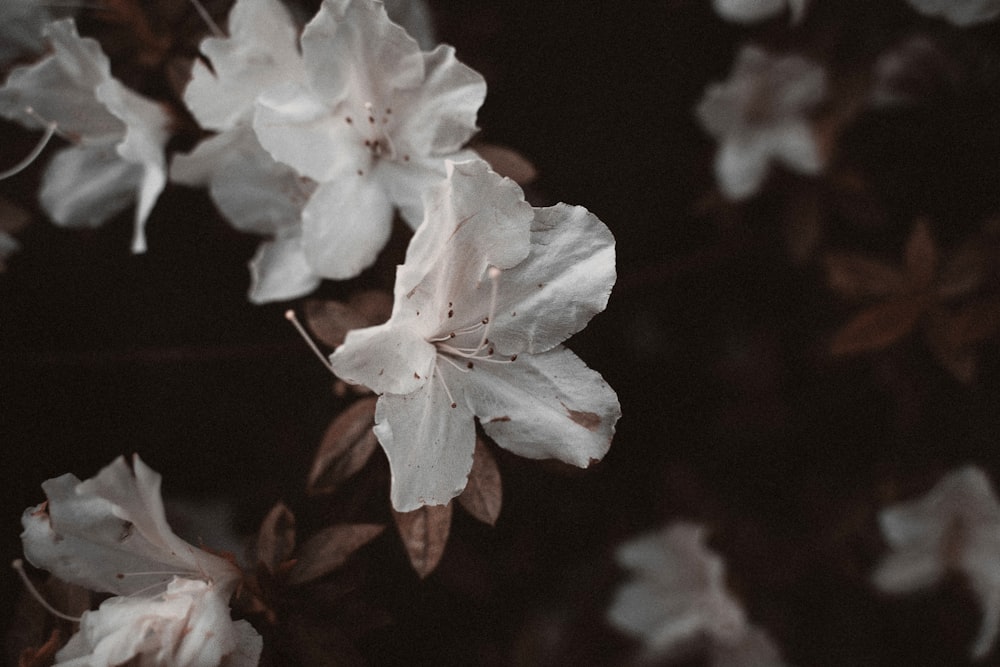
[434,360,458,408]
[0,121,57,181]
[11,559,83,622]
[189,0,225,37]
[285,310,338,376]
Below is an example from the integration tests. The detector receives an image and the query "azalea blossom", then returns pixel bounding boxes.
[696,45,826,200]
[713,0,809,25]
[54,577,262,667]
[254,0,486,280]
[21,455,261,665]
[904,0,1000,26]
[608,522,787,666]
[0,19,170,253]
[873,465,1000,660]
[328,158,619,511]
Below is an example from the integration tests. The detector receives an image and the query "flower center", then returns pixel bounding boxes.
[342,101,411,167]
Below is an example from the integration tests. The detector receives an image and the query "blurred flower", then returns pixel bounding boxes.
[873,466,1000,660]
[696,45,826,200]
[329,159,619,511]
[713,0,808,24]
[608,522,787,665]
[870,36,956,107]
[54,577,262,667]
[0,19,170,253]
[904,0,1000,26]
[0,0,52,66]
[254,0,486,280]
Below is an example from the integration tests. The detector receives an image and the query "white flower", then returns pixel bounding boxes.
[328,159,619,511]
[21,455,261,666]
[905,0,1000,26]
[696,45,826,200]
[608,522,787,666]
[54,577,262,667]
[713,0,808,24]
[0,19,169,253]
[873,465,1000,660]
[0,0,52,65]
[254,0,486,280]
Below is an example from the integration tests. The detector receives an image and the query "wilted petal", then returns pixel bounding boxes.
[465,344,619,467]
[184,0,304,131]
[248,233,322,304]
[375,374,477,512]
[301,174,394,279]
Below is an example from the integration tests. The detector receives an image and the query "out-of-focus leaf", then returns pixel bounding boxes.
[473,142,538,185]
[458,438,502,526]
[256,502,295,574]
[287,524,385,585]
[937,241,989,300]
[0,197,30,234]
[347,289,393,328]
[905,219,938,291]
[825,253,908,300]
[930,300,1000,348]
[18,629,61,667]
[304,299,370,349]
[392,503,452,578]
[830,297,928,356]
[307,397,379,496]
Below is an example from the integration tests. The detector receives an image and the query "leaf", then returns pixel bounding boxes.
[825,253,908,300]
[937,241,988,300]
[830,297,928,356]
[307,397,379,496]
[458,438,502,526]
[905,218,938,290]
[287,523,385,585]
[392,502,453,578]
[304,299,371,349]
[256,502,295,574]
[782,190,823,265]
[18,629,62,667]
[472,142,538,185]
[347,289,393,328]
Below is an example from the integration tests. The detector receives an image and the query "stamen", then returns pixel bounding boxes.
[475,267,502,351]
[285,310,337,376]
[0,120,57,181]
[434,360,459,408]
[437,352,472,374]
[189,0,225,37]
[11,559,82,622]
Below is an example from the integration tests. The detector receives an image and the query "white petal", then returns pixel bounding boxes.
[715,137,771,200]
[769,121,823,175]
[184,0,303,131]
[384,0,437,49]
[301,0,425,104]
[39,144,141,229]
[713,0,786,23]
[376,152,457,229]
[0,0,51,65]
[374,371,477,511]
[330,322,436,395]
[248,234,322,304]
[301,174,394,279]
[710,626,788,667]
[21,455,239,597]
[464,344,619,466]
[395,159,532,320]
[488,203,616,355]
[391,44,486,157]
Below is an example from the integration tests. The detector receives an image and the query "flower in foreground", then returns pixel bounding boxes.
[608,522,787,666]
[328,158,620,511]
[873,465,1000,660]
[254,0,486,280]
[696,45,826,200]
[713,0,809,24]
[904,0,1000,26]
[21,455,260,666]
[0,19,170,253]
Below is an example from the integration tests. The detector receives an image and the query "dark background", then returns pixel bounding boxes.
[3,1,1000,664]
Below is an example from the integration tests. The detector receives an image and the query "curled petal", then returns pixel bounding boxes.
[465,345,620,467]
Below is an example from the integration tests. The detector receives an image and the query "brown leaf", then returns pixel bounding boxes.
[347,290,393,327]
[256,502,296,574]
[927,300,1000,348]
[18,629,61,667]
[783,191,823,265]
[937,241,988,300]
[0,197,30,234]
[307,397,379,496]
[830,297,929,356]
[287,524,386,585]
[392,503,453,578]
[304,299,370,349]
[905,218,938,290]
[472,142,538,185]
[458,439,502,526]
[825,253,908,300]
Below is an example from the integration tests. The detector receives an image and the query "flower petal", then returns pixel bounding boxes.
[488,203,616,355]
[39,144,141,229]
[184,0,303,131]
[300,173,394,279]
[715,137,771,200]
[330,322,435,395]
[464,344,619,467]
[375,372,477,511]
[248,234,322,304]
